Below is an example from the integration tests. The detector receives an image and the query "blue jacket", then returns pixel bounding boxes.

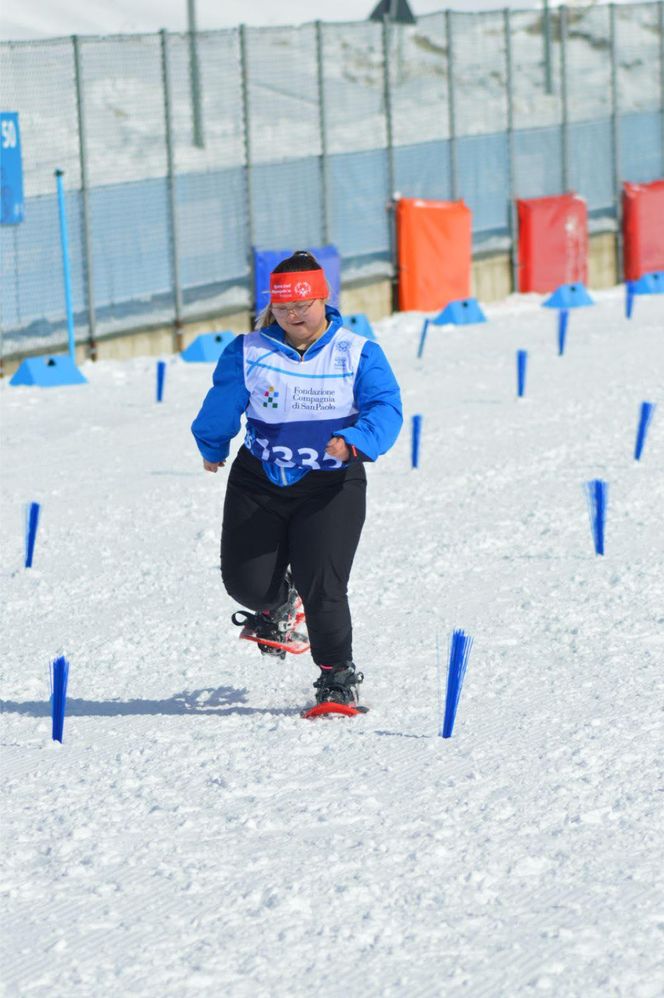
[191,307,403,486]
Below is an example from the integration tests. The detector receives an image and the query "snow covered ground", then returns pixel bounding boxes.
[1,288,663,996]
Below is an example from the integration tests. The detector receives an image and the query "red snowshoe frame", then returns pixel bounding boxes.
[239,610,310,655]
[301,702,369,719]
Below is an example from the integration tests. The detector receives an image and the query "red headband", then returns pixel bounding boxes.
[270,269,327,303]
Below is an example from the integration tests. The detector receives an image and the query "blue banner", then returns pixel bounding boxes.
[1,112,24,225]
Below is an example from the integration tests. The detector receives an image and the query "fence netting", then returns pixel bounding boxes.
[1,2,662,358]
[168,29,248,317]
[617,2,663,184]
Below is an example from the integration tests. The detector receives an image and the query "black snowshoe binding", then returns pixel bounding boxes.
[232,571,304,660]
[313,663,365,707]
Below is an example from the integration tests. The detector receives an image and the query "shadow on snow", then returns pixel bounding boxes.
[0,685,302,719]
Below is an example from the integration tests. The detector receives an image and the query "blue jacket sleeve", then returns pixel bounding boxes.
[191,335,249,462]
[333,340,403,461]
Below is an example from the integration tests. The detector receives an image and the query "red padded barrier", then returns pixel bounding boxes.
[517,194,588,293]
[396,197,472,311]
[623,180,664,281]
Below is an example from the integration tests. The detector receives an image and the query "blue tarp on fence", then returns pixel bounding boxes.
[1,111,662,352]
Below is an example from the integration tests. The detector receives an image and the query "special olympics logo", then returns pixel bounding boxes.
[294,281,312,297]
[336,340,351,352]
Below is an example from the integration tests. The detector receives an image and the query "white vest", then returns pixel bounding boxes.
[242,328,364,471]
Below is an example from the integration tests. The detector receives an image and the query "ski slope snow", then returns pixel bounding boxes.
[1,288,663,996]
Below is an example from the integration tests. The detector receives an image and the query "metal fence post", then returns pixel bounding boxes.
[446,9,458,200]
[382,15,398,311]
[315,21,330,246]
[187,0,205,148]
[559,5,570,191]
[382,16,396,203]
[543,0,553,95]
[72,35,97,360]
[609,3,623,281]
[239,25,256,322]
[504,9,518,293]
[660,0,664,172]
[160,29,184,349]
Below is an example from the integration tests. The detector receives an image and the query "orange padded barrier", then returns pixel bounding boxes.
[517,194,588,293]
[623,180,664,281]
[396,198,472,311]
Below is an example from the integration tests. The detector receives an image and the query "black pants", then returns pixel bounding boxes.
[221,447,367,666]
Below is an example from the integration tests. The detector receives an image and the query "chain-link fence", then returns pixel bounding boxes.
[1,3,663,359]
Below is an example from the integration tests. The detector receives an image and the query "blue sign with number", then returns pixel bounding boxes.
[1,112,24,225]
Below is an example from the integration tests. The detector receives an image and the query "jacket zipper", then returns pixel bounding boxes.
[262,323,332,363]
[261,332,306,362]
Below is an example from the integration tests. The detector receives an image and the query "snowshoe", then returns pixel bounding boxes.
[301,663,368,719]
[232,572,309,659]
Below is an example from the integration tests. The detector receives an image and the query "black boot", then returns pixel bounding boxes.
[313,663,364,706]
[232,570,302,659]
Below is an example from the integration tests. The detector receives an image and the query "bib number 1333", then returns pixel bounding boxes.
[254,440,342,470]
